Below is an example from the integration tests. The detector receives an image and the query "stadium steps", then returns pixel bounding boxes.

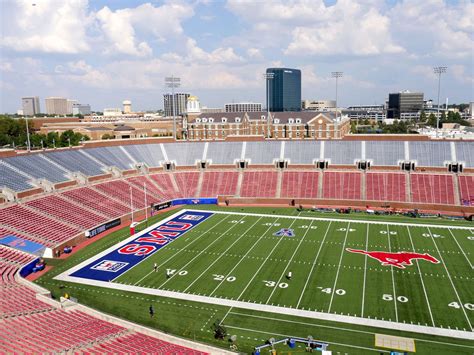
[144,174,176,201]
[0,159,36,181]
[235,170,244,197]
[452,174,461,205]
[406,173,412,202]
[317,171,323,198]
[55,194,110,220]
[275,170,283,198]
[361,172,367,200]
[126,175,168,202]
[88,184,133,210]
[195,171,204,197]
[21,203,83,231]
[168,173,181,195]
[148,173,182,200]
[122,178,164,204]
[39,154,71,175]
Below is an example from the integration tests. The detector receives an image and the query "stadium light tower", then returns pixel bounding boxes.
[263,72,274,139]
[165,76,181,140]
[24,116,31,152]
[433,66,447,138]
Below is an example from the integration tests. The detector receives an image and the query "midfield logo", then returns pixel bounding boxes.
[91,260,129,272]
[273,228,295,237]
[346,248,440,269]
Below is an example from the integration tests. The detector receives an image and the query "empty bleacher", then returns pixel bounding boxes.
[240,171,278,197]
[455,142,474,168]
[365,141,405,166]
[126,175,167,202]
[366,172,407,202]
[285,141,321,165]
[25,195,108,230]
[410,173,455,205]
[458,175,474,205]
[174,172,200,198]
[164,142,205,166]
[46,150,105,176]
[324,141,361,165]
[0,163,34,191]
[123,144,164,167]
[245,141,281,165]
[200,171,239,197]
[149,173,181,200]
[2,155,68,183]
[206,142,242,165]
[86,146,135,170]
[409,141,451,167]
[281,171,319,198]
[93,180,150,209]
[322,171,362,200]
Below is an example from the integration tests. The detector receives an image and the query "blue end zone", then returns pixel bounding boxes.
[71,210,213,282]
[0,235,45,254]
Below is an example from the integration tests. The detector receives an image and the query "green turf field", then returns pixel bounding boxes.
[39,207,474,354]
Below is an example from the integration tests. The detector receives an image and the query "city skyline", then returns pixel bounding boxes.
[1,0,472,113]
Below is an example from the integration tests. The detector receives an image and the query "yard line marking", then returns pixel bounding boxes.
[265,220,314,305]
[209,218,281,297]
[224,325,389,353]
[406,226,435,327]
[133,214,231,286]
[361,223,369,317]
[296,221,332,309]
[186,209,474,230]
[427,227,473,331]
[228,311,474,349]
[157,215,247,289]
[220,306,233,326]
[328,222,351,313]
[236,218,300,301]
[182,217,264,293]
[386,224,398,323]
[447,228,473,269]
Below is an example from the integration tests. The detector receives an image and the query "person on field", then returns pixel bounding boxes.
[149,305,154,318]
[154,263,158,272]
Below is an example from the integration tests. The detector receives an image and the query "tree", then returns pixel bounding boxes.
[102,133,114,140]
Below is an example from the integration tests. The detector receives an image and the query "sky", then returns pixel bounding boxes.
[0,0,472,113]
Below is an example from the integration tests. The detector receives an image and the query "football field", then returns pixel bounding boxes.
[58,209,474,340]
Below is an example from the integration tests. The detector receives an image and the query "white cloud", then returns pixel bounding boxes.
[95,2,194,57]
[0,62,13,72]
[1,0,91,54]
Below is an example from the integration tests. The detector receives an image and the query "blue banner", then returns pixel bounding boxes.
[172,198,217,205]
[71,210,213,281]
[0,235,45,254]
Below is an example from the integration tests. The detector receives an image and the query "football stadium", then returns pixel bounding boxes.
[0,139,473,354]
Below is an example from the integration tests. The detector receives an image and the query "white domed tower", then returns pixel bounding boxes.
[123,100,132,114]
[186,96,201,114]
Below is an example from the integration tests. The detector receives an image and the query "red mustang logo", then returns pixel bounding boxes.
[346,248,440,269]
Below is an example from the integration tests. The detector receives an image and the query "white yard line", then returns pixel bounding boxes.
[296,221,332,309]
[133,214,231,286]
[386,224,398,323]
[328,222,351,313]
[236,218,300,301]
[188,209,474,230]
[427,227,473,331]
[265,220,314,305]
[182,217,263,293]
[361,223,369,317]
[447,228,473,269]
[54,273,474,340]
[210,218,281,297]
[157,215,247,289]
[406,226,435,327]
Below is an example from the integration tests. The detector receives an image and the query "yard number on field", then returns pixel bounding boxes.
[263,280,288,288]
[383,294,408,303]
[166,269,188,276]
[319,287,346,295]
[213,274,236,282]
[449,302,474,310]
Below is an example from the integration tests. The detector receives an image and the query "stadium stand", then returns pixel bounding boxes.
[455,142,474,167]
[164,142,205,166]
[365,141,405,166]
[46,150,105,176]
[281,171,319,198]
[410,173,455,205]
[174,172,200,198]
[0,205,80,247]
[324,141,361,165]
[0,245,210,354]
[123,144,165,167]
[245,141,281,165]
[126,175,168,202]
[206,142,242,165]
[366,172,407,202]
[240,171,278,197]
[409,141,451,167]
[25,195,108,230]
[61,186,131,218]
[322,171,362,200]
[2,155,68,183]
[0,162,34,191]
[86,146,135,170]
[285,141,321,165]
[149,173,181,200]
[93,180,152,209]
[200,171,239,197]
[458,175,473,205]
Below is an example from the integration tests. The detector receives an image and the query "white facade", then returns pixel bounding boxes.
[302,100,336,111]
[45,97,68,115]
[103,108,122,116]
[21,96,41,116]
[186,96,201,114]
[123,100,132,114]
[67,99,78,115]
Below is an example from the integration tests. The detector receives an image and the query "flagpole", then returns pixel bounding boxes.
[130,186,134,223]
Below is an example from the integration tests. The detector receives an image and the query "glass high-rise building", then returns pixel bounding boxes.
[266,68,301,112]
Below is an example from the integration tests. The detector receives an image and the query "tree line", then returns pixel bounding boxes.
[0,115,89,149]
